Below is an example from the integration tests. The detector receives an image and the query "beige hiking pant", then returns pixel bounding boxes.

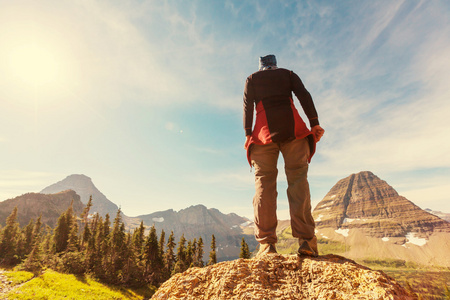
[250,138,315,244]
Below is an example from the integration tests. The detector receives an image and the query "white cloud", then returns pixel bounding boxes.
[289,1,450,180]
[1,1,449,219]
[357,1,405,53]
[0,0,234,110]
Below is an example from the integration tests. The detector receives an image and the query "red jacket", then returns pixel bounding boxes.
[243,68,319,165]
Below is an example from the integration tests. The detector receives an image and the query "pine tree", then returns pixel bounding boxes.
[80,196,93,250]
[100,214,111,261]
[172,234,188,275]
[107,209,126,283]
[121,231,143,286]
[185,240,193,268]
[53,203,74,253]
[84,213,97,272]
[20,215,44,273]
[32,216,42,246]
[207,234,217,266]
[20,241,43,274]
[195,237,204,267]
[91,215,107,277]
[143,225,162,285]
[81,196,93,221]
[164,231,176,279]
[40,225,54,265]
[239,237,250,259]
[0,207,20,265]
[20,219,35,258]
[61,210,85,274]
[131,221,145,262]
[158,229,166,259]
[66,221,79,252]
[103,214,111,237]
[176,234,186,263]
[191,238,198,267]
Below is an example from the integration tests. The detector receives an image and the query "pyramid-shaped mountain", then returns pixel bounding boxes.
[311,171,450,267]
[313,171,449,238]
[40,174,118,217]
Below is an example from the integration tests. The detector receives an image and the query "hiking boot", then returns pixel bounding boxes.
[297,239,318,257]
[256,243,277,256]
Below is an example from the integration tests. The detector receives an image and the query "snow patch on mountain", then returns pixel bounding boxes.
[405,232,427,246]
[335,228,349,237]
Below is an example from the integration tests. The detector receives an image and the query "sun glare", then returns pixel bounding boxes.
[9,44,60,87]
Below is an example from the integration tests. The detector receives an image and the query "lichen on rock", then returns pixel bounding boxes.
[151,254,416,300]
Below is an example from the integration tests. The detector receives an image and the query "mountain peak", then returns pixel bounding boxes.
[311,171,450,268]
[354,170,375,176]
[59,174,94,187]
[313,171,449,238]
[41,174,118,217]
[65,174,92,181]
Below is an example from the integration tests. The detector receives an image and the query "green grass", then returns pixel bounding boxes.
[384,270,450,300]
[275,226,299,254]
[354,258,450,299]
[317,238,348,255]
[4,269,156,300]
[4,270,35,285]
[275,226,349,255]
[359,258,421,270]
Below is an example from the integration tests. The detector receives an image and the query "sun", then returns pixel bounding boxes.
[9,43,61,87]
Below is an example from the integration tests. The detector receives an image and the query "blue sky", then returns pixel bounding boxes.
[0,0,449,220]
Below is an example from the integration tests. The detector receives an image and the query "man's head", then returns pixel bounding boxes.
[259,54,277,71]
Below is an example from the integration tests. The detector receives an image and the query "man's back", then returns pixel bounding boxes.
[247,68,292,104]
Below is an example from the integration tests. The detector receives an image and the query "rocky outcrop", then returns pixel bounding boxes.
[151,254,415,300]
[0,190,84,227]
[313,171,450,238]
[40,174,118,217]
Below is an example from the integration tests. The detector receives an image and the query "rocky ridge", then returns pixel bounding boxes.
[0,190,84,227]
[151,254,415,300]
[136,204,258,261]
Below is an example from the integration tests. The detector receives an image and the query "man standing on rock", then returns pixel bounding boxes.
[243,54,324,257]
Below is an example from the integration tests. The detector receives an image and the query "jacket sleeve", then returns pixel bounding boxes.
[243,76,254,136]
[291,71,319,128]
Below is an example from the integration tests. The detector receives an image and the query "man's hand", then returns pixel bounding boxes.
[244,135,251,149]
[311,125,325,142]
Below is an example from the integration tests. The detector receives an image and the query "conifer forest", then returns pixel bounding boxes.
[0,197,232,288]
